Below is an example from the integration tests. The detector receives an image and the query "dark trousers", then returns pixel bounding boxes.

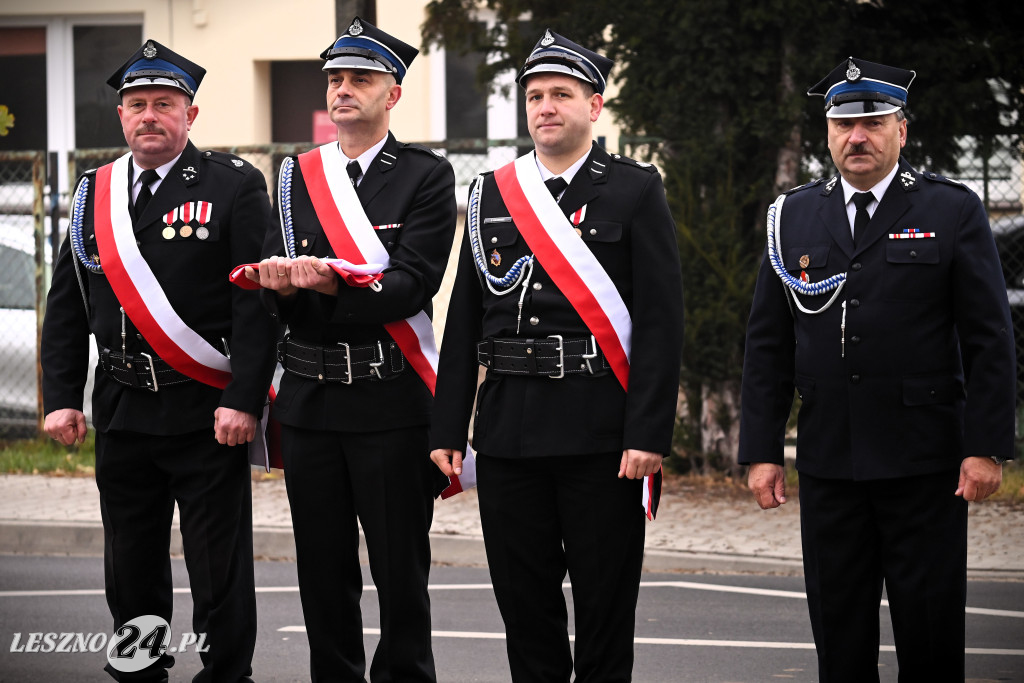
[799,470,968,683]
[281,424,438,683]
[95,428,256,683]
[476,452,646,683]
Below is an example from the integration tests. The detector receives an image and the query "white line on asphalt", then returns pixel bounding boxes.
[3,582,1021,620]
[275,627,1024,655]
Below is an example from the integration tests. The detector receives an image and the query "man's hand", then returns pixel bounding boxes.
[430,448,463,477]
[748,462,787,509]
[955,456,1003,502]
[290,256,339,296]
[214,407,257,446]
[245,256,298,296]
[618,449,662,479]
[44,409,88,446]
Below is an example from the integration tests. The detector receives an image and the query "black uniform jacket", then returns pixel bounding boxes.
[262,133,457,433]
[430,144,684,458]
[739,158,1015,480]
[42,141,279,434]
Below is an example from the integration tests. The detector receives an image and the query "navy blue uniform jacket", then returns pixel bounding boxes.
[41,141,278,434]
[430,145,684,458]
[261,133,457,433]
[739,158,1015,480]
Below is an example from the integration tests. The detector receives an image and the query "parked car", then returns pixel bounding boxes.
[991,213,1024,402]
[0,223,95,436]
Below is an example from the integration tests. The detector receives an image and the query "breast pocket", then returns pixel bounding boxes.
[579,221,622,244]
[292,229,318,256]
[884,240,941,299]
[783,244,831,274]
[479,222,523,277]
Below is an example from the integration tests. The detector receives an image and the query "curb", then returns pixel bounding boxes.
[2,521,1022,580]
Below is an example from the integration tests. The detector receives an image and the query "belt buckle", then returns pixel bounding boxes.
[581,335,598,375]
[547,334,565,379]
[369,341,385,380]
[138,352,159,392]
[338,342,353,385]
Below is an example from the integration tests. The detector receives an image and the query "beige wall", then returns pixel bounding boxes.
[2,0,628,150]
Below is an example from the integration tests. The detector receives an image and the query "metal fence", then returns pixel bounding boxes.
[1,140,1022,438]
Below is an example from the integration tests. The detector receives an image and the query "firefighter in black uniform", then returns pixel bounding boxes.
[244,18,455,683]
[42,41,277,682]
[429,30,684,683]
[739,57,1015,681]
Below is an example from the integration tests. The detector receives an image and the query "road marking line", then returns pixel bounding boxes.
[275,627,1024,655]
[3,582,1021,620]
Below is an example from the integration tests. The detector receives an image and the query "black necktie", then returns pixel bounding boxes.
[134,168,159,219]
[347,160,362,187]
[544,177,568,201]
[852,192,873,244]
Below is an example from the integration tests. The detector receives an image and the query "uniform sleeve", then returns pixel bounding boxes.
[41,183,93,416]
[950,190,1016,459]
[324,158,458,324]
[737,242,797,466]
[430,197,484,451]
[221,167,280,415]
[621,171,685,455]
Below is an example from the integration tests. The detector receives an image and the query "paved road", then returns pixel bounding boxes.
[1,556,1022,682]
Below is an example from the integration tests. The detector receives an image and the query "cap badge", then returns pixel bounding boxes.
[142,41,158,60]
[349,18,363,36]
[799,254,810,268]
[541,29,555,47]
[845,58,861,82]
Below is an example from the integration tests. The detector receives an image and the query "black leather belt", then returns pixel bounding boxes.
[476,335,610,378]
[278,335,405,384]
[100,348,192,392]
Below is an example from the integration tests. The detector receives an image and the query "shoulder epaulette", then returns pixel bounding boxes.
[400,142,447,161]
[608,153,658,173]
[784,177,826,196]
[921,170,969,191]
[201,150,252,173]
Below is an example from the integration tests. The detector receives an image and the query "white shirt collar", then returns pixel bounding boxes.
[341,134,389,181]
[534,147,592,187]
[840,161,900,207]
[131,152,182,199]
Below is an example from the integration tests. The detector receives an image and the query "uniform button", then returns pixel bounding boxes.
[526,348,533,355]
[850,299,860,307]
[851,335,861,343]
[910,250,918,259]
[387,242,394,248]
[851,262,862,271]
[929,389,937,397]
[490,237,498,244]
[851,374,861,384]
[529,316,539,326]
[532,282,542,290]
[204,151,212,157]
[589,228,597,236]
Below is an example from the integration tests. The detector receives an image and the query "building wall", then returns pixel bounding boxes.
[0,0,625,149]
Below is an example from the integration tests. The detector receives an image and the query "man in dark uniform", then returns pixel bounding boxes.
[41,40,277,682]
[243,18,455,683]
[429,30,684,682]
[739,57,1015,681]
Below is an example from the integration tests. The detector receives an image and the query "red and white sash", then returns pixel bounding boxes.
[93,153,274,469]
[494,154,632,388]
[494,152,662,519]
[94,154,232,388]
[297,143,476,497]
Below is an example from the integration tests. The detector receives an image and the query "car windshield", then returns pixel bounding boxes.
[0,243,35,310]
